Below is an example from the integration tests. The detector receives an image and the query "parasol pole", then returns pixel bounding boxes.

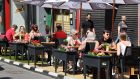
[51,4,54,35]
[80,2,82,36]
[111,0,115,38]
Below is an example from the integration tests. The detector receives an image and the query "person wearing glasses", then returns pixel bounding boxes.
[67,30,81,47]
[98,30,116,50]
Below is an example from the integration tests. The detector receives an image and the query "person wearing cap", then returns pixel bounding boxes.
[66,30,81,69]
[67,30,81,47]
[6,24,18,42]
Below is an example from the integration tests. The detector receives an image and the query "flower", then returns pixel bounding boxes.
[31,40,42,46]
[88,49,109,56]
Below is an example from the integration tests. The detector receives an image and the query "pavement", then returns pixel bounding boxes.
[0,61,54,79]
[0,56,135,79]
[0,57,92,79]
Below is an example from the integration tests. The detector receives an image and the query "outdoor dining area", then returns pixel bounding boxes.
[0,28,140,79]
[0,0,140,79]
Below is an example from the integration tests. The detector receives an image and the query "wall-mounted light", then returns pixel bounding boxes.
[44,16,46,24]
[70,13,73,25]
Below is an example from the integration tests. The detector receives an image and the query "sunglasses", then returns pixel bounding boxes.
[106,33,110,36]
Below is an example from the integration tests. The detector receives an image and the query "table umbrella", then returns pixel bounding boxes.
[41,0,117,34]
[42,0,115,10]
[124,0,140,4]
[89,0,140,4]
[20,0,117,34]
[90,0,140,37]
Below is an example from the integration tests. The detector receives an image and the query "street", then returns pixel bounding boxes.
[0,61,54,79]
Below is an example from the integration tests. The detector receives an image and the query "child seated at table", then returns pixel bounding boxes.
[117,33,131,56]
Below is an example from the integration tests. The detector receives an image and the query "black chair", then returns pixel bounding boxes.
[0,35,9,55]
[120,46,132,73]
[54,38,65,48]
[131,46,140,78]
[33,36,46,42]
[84,42,95,54]
[120,46,140,75]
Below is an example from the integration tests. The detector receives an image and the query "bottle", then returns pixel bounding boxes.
[19,34,21,41]
[46,36,48,42]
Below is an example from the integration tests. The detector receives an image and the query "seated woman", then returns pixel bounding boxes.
[117,33,131,56]
[86,26,96,41]
[29,24,41,41]
[65,30,81,68]
[14,26,29,43]
[78,26,98,51]
[67,30,81,50]
[98,30,116,50]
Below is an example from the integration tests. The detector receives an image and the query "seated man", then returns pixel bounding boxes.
[53,25,67,39]
[6,24,17,42]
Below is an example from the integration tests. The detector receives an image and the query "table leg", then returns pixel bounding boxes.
[54,58,57,73]
[42,51,44,67]
[63,61,65,72]
[0,46,2,55]
[15,47,18,61]
[73,56,76,75]
[106,61,111,79]
[65,60,67,76]
[84,65,87,79]
[27,51,30,65]
[49,51,52,66]
[97,64,101,79]
[139,61,140,79]
[21,46,24,60]
[9,49,11,59]
[4,45,7,55]
[34,52,36,67]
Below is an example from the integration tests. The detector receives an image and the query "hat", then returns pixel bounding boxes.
[71,29,78,35]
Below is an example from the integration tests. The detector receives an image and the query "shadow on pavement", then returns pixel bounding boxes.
[0,66,4,71]
[0,77,12,79]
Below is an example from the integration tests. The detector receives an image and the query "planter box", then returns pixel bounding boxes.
[9,42,27,60]
[83,55,112,79]
[52,49,77,75]
[27,44,45,67]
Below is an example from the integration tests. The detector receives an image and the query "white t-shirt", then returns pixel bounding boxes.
[86,30,96,40]
[120,42,131,55]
